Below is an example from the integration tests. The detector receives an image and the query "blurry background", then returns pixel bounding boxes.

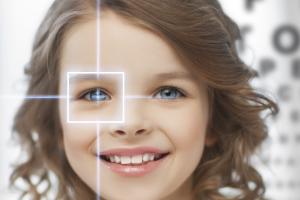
[0,0,299,199]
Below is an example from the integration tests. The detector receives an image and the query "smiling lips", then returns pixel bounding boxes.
[100,147,169,164]
[98,147,170,176]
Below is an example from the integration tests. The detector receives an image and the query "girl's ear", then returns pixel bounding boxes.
[205,133,217,147]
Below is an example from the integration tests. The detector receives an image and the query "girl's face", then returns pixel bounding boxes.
[59,11,210,200]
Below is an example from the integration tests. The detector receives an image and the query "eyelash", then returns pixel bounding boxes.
[78,86,186,102]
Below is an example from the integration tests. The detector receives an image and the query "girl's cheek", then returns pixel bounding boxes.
[63,124,96,146]
[59,100,96,152]
[148,100,208,148]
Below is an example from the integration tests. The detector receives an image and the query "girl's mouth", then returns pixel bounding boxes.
[97,147,170,176]
[99,152,169,165]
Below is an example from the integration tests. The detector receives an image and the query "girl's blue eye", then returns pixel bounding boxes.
[81,88,111,102]
[154,87,185,100]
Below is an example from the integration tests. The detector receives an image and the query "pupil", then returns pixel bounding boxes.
[165,91,171,96]
[162,89,176,98]
[91,90,105,100]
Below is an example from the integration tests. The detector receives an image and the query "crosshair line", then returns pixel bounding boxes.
[96,123,101,200]
[0,95,68,99]
[96,0,101,74]
[0,95,153,100]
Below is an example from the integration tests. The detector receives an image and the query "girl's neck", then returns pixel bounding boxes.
[161,177,195,200]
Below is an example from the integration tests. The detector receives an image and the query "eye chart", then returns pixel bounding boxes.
[219,0,300,199]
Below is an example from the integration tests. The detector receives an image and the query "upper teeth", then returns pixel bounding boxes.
[106,153,157,165]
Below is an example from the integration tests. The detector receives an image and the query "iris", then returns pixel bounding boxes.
[83,89,110,101]
[155,87,184,100]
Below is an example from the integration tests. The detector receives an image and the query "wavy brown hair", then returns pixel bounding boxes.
[10,0,278,199]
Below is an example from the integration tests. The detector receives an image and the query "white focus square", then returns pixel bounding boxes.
[66,72,125,124]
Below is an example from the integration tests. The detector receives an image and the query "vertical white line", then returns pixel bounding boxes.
[96,0,101,73]
[96,0,101,192]
[96,123,101,200]
[94,0,102,189]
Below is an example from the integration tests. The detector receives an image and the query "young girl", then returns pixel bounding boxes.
[11,0,278,199]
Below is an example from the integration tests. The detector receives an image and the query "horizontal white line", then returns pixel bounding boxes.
[0,95,67,99]
[0,95,152,100]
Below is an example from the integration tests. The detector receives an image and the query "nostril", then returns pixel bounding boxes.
[136,129,146,135]
[110,128,149,137]
[114,130,126,135]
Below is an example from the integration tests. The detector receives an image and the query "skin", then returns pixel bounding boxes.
[59,10,210,200]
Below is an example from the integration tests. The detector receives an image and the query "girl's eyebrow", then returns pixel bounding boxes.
[152,72,196,81]
[69,74,119,85]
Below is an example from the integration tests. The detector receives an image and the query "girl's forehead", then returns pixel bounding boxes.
[60,11,191,77]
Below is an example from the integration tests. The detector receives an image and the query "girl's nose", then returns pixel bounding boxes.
[107,99,153,139]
